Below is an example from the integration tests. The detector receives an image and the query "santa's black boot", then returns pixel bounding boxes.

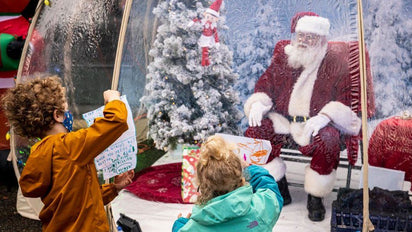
[276,176,291,206]
[307,194,325,221]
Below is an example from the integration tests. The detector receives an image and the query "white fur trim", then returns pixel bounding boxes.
[287,43,327,116]
[244,92,273,119]
[288,65,318,116]
[290,122,311,146]
[205,8,219,17]
[320,101,361,135]
[295,16,330,36]
[262,157,286,181]
[267,112,290,134]
[284,44,293,58]
[304,166,336,197]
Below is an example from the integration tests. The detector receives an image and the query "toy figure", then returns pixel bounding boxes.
[189,0,222,66]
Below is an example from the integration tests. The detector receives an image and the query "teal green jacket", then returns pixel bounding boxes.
[172,165,283,232]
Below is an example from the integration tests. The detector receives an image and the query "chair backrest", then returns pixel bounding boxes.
[336,41,375,166]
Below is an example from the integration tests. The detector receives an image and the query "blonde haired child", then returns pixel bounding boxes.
[172,135,283,232]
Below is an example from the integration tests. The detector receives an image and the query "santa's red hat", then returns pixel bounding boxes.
[291,12,319,33]
[205,0,222,18]
[293,12,330,36]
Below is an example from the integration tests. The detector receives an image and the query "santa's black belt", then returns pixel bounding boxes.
[286,115,309,123]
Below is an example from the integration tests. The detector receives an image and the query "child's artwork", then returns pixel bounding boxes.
[82,95,137,180]
[181,145,200,203]
[216,133,271,165]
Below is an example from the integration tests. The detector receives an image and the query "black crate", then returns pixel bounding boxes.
[331,188,412,232]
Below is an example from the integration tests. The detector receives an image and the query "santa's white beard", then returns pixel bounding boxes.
[285,43,327,69]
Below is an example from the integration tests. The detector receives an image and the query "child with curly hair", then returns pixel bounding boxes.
[1,76,134,232]
[172,135,283,232]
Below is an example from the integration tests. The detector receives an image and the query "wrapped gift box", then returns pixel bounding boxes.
[181,145,200,203]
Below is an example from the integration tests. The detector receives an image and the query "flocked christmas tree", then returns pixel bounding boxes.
[141,0,242,150]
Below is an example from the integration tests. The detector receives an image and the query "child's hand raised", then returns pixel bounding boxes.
[177,212,192,219]
[114,170,135,192]
[103,90,121,104]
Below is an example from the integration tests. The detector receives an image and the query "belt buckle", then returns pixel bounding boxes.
[293,116,307,123]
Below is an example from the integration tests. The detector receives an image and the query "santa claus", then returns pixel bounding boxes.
[244,12,375,221]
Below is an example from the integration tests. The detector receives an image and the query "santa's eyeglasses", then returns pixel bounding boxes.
[296,32,320,42]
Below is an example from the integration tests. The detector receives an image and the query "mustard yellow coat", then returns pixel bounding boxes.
[19,100,128,232]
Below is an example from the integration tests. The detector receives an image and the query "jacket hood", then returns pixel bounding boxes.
[191,185,253,225]
[19,135,56,198]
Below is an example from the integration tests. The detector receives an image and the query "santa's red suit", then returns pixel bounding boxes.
[368,116,412,190]
[244,39,375,197]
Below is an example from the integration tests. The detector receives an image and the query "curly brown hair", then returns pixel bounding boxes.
[195,135,244,205]
[1,76,66,139]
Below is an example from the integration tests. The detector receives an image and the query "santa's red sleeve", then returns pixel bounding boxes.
[318,42,375,135]
[314,42,375,165]
[244,41,290,118]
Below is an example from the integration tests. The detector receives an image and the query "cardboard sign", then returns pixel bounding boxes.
[82,95,137,180]
[215,133,271,165]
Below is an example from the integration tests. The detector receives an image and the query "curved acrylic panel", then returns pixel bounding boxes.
[14,0,125,175]
[8,0,411,228]
[20,0,124,115]
[117,0,161,144]
[13,0,412,201]
[120,0,411,190]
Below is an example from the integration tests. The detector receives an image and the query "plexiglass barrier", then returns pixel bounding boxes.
[13,0,412,208]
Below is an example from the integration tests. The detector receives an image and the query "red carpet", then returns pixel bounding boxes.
[125,162,190,204]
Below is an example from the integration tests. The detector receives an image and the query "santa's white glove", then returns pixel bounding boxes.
[214,42,220,48]
[248,101,272,127]
[303,114,331,137]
